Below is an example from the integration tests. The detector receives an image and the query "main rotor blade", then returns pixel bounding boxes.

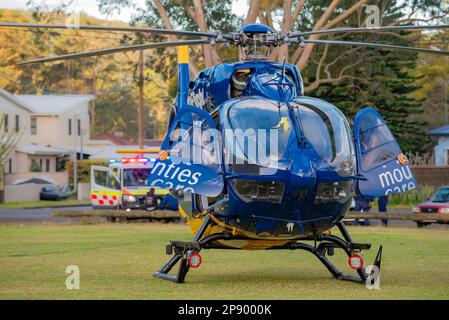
[17,39,210,65]
[291,24,449,37]
[303,39,449,56]
[0,22,216,38]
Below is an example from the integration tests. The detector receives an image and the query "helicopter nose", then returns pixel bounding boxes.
[289,151,316,188]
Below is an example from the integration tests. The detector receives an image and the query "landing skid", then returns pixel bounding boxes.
[153,219,382,284]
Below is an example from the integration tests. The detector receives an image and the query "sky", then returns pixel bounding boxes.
[0,0,249,22]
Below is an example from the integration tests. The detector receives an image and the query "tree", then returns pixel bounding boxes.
[0,8,171,140]
[301,0,437,152]
[412,29,449,131]
[0,113,24,165]
[98,0,241,71]
[255,0,448,91]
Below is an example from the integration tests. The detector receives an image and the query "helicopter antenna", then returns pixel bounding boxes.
[282,57,286,76]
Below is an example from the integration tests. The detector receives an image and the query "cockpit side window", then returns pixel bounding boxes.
[229,68,252,98]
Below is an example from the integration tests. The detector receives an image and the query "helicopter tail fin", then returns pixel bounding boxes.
[177,46,190,113]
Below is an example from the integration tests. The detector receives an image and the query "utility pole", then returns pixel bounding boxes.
[138,50,145,149]
[445,78,449,125]
[73,114,77,195]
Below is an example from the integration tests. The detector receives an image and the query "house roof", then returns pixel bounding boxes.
[0,88,34,112]
[16,144,72,156]
[428,125,449,137]
[144,139,164,147]
[15,94,94,115]
[91,133,135,146]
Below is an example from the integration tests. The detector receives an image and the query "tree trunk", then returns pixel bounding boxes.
[295,0,368,70]
[245,0,262,24]
[296,0,341,70]
[193,0,213,67]
[278,0,293,62]
[152,0,199,75]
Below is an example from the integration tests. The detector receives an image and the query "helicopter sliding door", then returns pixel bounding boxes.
[354,107,418,198]
[146,104,224,197]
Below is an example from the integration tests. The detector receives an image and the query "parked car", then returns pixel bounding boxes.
[39,185,69,201]
[413,186,449,227]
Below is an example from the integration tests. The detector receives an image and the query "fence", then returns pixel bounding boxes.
[411,166,449,187]
[3,184,49,202]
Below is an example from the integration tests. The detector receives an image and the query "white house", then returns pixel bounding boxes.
[429,125,449,166]
[0,88,94,188]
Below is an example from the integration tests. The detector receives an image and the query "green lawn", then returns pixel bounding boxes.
[0,223,448,299]
[0,199,90,209]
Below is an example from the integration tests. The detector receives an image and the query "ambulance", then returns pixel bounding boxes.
[90,155,170,210]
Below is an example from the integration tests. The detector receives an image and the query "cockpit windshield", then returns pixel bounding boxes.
[223,99,296,173]
[221,97,355,177]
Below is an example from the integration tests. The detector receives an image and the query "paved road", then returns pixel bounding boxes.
[0,206,92,223]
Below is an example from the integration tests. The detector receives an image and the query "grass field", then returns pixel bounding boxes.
[0,223,448,299]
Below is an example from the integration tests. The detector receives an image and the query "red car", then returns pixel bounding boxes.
[413,186,449,227]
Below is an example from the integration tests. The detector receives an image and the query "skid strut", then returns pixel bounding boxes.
[154,215,214,283]
[154,218,382,284]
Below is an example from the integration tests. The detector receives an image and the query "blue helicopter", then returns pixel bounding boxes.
[3,21,448,284]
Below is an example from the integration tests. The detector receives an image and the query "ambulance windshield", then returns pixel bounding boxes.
[123,168,150,187]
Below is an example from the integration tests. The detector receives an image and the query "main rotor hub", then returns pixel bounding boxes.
[223,24,302,60]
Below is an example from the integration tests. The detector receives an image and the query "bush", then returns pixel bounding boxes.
[389,185,436,205]
[67,159,108,188]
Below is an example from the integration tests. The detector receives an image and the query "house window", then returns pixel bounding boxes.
[45,159,50,172]
[15,115,19,132]
[8,159,12,174]
[56,156,68,172]
[77,119,81,136]
[31,117,37,135]
[30,159,41,172]
[3,114,8,132]
[68,119,72,135]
